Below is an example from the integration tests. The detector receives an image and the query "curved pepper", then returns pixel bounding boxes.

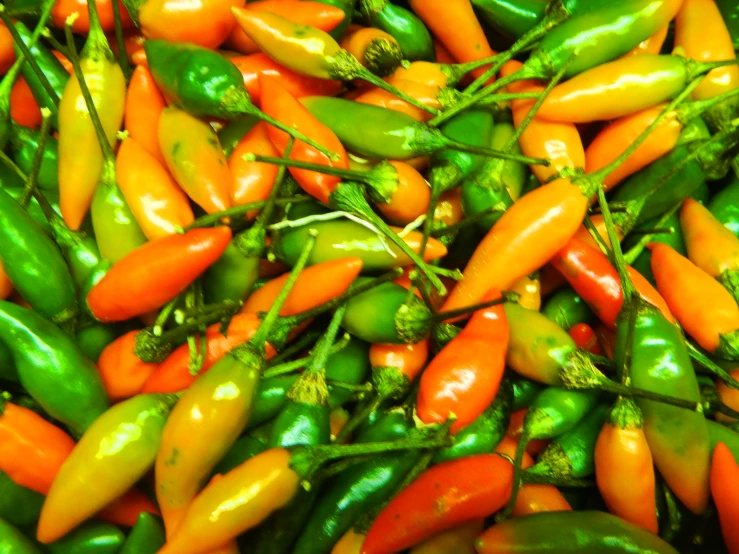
[124,64,166,164]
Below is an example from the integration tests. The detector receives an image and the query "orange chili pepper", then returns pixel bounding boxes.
[228,121,280,208]
[243,257,364,315]
[332,529,365,554]
[585,104,682,191]
[716,370,739,423]
[126,0,242,48]
[9,76,42,128]
[53,0,134,34]
[125,64,167,165]
[0,264,12,300]
[409,520,484,554]
[681,198,739,282]
[568,323,602,355]
[711,442,739,553]
[625,24,669,57]
[356,78,441,122]
[341,27,403,77]
[158,106,232,215]
[503,61,585,184]
[96,330,159,402]
[434,188,464,227]
[259,74,349,204]
[650,242,739,357]
[551,237,673,330]
[369,339,430,380]
[52,50,73,74]
[389,61,452,88]
[231,54,342,106]
[87,227,232,322]
[675,0,739,101]
[507,409,548,456]
[373,161,431,225]
[595,397,658,533]
[0,22,14,74]
[116,137,195,240]
[225,0,347,55]
[509,274,541,312]
[109,30,146,64]
[417,289,508,432]
[408,0,495,79]
[494,435,572,517]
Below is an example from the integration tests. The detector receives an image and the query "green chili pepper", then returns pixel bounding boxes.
[707,419,739,461]
[525,402,609,481]
[293,408,420,554]
[75,322,121,363]
[511,375,545,411]
[13,21,68,129]
[248,374,302,430]
[716,0,739,49]
[434,378,512,463]
[0,301,109,436]
[471,0,548,40]
[45,521,125,554]
[0,517,43,554]
[629,211,687,285]
[542,286,596,331]
[212,434,269,476]
[202,242,261,305]
[461,121,529,231]
[325,336,371,407]
[118,513,165,554]
[476,510,679,554]
[0,185,59,237]
[0,472,43,531]
[0,188,77,325]
[358,0,435,61]
[10,125,59,191]
[708,174,739,237]
[216,115,259,158]
[0,342,18,382]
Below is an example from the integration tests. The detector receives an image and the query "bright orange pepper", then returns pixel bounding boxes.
[125,64,167,165]
[52,0,133,34]
[0,22,14,74]
[716,370,739,423]
[374,161,431,225]
[228,122,280,207]
[341,27,403,77]
[712,443,739,553]
[96,330,159,402]
[681,198,739,278]
[9,76,42,128]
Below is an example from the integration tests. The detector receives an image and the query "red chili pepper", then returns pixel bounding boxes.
[711,442,739,553]
[362,454,513,554]
[551,237,673,329]
[0,265,12,301]
[124,64,167,165]
[568,323,602,355]
[53,0,134,34]
[417,289,508,433]
[0,22,14,74]
[10,76,42,128]
[231,54,342,106]
[96,330,159,402]
[228,122,280,208]
[87,227,232,322]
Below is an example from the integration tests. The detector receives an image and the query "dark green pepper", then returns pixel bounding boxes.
[10,124,59,191]
[248,374,301,430]
[118,513,165,554]
[203,242,261,304]
[0,341,18,382]
[0,300,109,436]
[75,323,121,363]
[708,174,739,237]
[358,0,435,61]
[471,0,548,39]
[0,188,77,325]
[716,0,739,49]
[0,517,42,554]
[44,521,125,554]
[212,434,269,476]
[511,375,544,411]
[541,286,596,331]
[216,114,259,157]
[0,185,59,237]
[325,336,371,407]
[0,471,43,531]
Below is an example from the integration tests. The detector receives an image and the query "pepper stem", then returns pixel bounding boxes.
[109,0,132,78]
[440,138,550,166]
[19,109,52,207]
[497,428,531,521]
[677,87,739,125]
[262,333,350,379]
[333,394,384,443]
[687,341,739,390]
[183,195,312,231]
[329,181,448,294]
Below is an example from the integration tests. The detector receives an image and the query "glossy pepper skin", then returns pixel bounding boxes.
[0,518,43,554]
[10,124,59,191]
[470,0,547,39]
[0,301,108,436]
[711,442,739,554]
[0,188,77,325]
[615,297,711,515]
[42,522,125,554]
[475,510,679,554]
[542,286,596,330]
[358,0,435,62]
[708,174,739,236]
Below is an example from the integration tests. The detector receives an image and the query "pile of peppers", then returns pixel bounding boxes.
[2,0,739,552]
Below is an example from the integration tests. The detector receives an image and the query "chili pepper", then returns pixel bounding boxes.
[536,54,734,123]
[371,161,430,225]
[87,227,232,322]
[708,174,739,236]
[433,377,513,463]
[551,237,673,330]
[232,54,342,107]
[626,24,669,56]
[568,323,602,355]
[10,124,59,191]
[314,0,354,39]
[476,510,679,554]
[417,289,508,432]
[0,22,13,74]
[357,0,434,62]
[595,396,658,532]
[506,408,549,456]
[0,188,77,325]
[469,0,546,40]
[0,518,43,554]
[232,10,438,116]
[218,115,259,158]
[681,197,739,305]
[121,0,239,47]
[0,471,43,531]
[124,64,166,165]
[116,137,195,240]
[97,330,159,402]
[43,521,125,554]
[503,387,599,516]
[9,76,41,127]
[676,0,739,128]
[37,393,176,543]
[155,235,317,535]
[650,242,739,359]
[52,0,133,33]
[341,27,403,77]
[227,0,347,55]
[12,20,68,130]
[143,40,338,159]
[511,377,544,411]
[75,321,119,364]
[711,442,739,553]
[542,286,596,330]
[362,454,513,554]
[407,0,495,79]
[160,431,448,554]
[407,520,482,554]
[273,202,447,271]
[58,2,125,231]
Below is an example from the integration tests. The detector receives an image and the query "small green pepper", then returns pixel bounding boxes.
[118,513,165,554]
[358,0,435,61]
[45,521,125,554]
[216,115,259,158]
[0,517,42,554]
[541,286,596,330]
[708,174,739,237]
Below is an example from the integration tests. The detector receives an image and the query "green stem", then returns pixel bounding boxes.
[183,195,312,231]
[581,215,612,257]
[497,428,530,521]
[426,294,516,325]
[303,305,347,375]
[110,0,132,79]
[265,329,321,368]
[153,296,180,335]
[19,109,52,207]
[623,203,683,265]
[262,333,351,379]
[442,138,550,165]
[333,393,384,443]
[677,87,739,125]
[326,379,373,393]
[687,341,739,390]
[595,184,636,301]
[41,29,70,58]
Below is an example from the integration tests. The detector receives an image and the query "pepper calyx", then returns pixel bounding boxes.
[394,298,432,344]
[287,369,330,407]
[372,365,410,400]
[363,38,402,78]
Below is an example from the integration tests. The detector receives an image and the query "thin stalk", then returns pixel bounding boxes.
[262,332,351,379]
[183,195,312,231]
[624,202,682,264]
[109,0,131,78]
[19,109,52,207]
